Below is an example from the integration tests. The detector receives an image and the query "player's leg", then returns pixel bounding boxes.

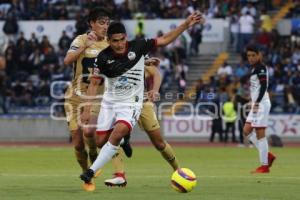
[120,134,133,157]
[96,128,127,187]
[65,99,88,172]
[80,105,139,184]
[82,118,98,164]
[104,149,127,187]
[81,123,130,183]
[139,102,179,170]
[244,109,258,148]
[231,122,236,143]
[72,128,88,172]
[250,101,275,173]
[147,128,179,170]
[82,104,103,164]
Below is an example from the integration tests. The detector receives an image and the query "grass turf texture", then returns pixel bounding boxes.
[0,146,299,200]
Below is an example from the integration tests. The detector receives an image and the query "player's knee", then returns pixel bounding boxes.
[153,139,166,150]
[243,126,251,136]
[74,143,85,151]
[83,128,95,138]
[96,139,106,148]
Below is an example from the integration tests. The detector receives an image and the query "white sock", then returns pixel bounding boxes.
[247,132,259,149]
[258,137,269,166]
[90,142,119,172]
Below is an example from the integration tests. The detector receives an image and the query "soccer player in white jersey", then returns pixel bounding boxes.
[243,45,276,173]
[79,12,205,184]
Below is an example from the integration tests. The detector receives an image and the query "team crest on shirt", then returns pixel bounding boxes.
[127,51,136,60]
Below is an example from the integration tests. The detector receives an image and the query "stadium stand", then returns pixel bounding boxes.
[0,0,299,117]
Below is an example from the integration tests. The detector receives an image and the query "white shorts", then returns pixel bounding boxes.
[246,100,271,128]
[96,101,142,135]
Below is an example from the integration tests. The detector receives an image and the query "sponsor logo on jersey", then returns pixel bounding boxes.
[115,76,133,90]
[128,51,136,60]
[107,59,115,64]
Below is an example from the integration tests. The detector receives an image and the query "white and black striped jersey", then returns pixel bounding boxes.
[249,64,270,103]
[93,38,157,105]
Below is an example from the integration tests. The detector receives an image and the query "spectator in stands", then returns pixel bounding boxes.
[40,35,54,54]
[35,80,50,106]
[292,47,300,64]
[135,13,145,39]
[16,39,30,73]
[158,52,172,92]
[57,4,69,20]
[58,31,72,53]
[234,59,248,79]
[11,80,26,106]
[28,33,39,50]
[239,11,255,51]
[176,60,188,94]
[209,92,224,143]
[28,48,44,73]
[166,24,187,64]
[260,9,272,33]
[16,32,27,47]
[74,12,89,35]
[229,10,240,52]
[241,3,257,17]
[2,13,18,49]
[223,96,237,143]
[234,85,249,146]
[195,78,205,105]
[4,41,17,78]
[189,23,203,56]
[0,73,9,113]
[256,29,271,52]
[217,62,233,77]
[39,64,52,81]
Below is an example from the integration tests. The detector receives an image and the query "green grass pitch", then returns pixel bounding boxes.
[0,146,299,200]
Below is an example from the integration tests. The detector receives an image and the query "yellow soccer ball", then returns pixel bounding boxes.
[171,168,197,193]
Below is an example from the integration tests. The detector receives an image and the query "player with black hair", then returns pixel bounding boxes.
[79,12,205,185]
[243,45,276,173]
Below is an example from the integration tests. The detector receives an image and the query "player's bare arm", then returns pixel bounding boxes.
[80,76,101,124]
[145,65,162,102]
[156,12,205,47]
[64,32,98,65]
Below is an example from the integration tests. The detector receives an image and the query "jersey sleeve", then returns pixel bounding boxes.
[67,35,85,53]
[255,65,268,103]
[139,38,157,56]
[92,56,105,79]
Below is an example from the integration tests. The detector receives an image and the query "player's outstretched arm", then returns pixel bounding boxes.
[156,12,205,47]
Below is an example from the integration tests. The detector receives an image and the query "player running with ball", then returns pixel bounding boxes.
[80,12,205,185]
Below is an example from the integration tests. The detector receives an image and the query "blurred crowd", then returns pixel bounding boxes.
[0,0,298,115]
[0,0,282,21]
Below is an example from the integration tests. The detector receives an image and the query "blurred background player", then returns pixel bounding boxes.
[63,7,109,182]
[104,57,179,187]
[243,45,276,174]
[80,12,204,186]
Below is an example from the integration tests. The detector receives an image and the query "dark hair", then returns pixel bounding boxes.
[88,7,110,23]
[246,44,260,54]
[107,21,126,37]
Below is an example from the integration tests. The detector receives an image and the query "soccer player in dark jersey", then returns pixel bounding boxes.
[243,45,276,173]
[103,58,180,187]
[79,12,204,185]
